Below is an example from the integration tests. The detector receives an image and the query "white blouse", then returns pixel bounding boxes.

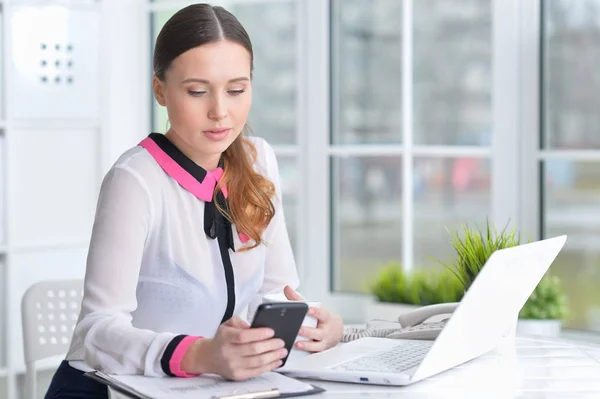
[65,135,299,376]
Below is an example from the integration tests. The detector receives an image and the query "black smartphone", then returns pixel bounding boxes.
[250,302,309,367]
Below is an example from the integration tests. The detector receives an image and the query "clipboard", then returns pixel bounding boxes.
[84,371,325,399]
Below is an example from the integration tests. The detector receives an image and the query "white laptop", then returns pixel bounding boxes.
[281,235,567,386]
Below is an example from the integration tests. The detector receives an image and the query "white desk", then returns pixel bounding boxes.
[109,335,600,398]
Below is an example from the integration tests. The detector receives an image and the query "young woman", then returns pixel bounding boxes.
[44,4,343,398]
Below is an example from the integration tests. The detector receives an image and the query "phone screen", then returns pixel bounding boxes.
[250,302,309,367]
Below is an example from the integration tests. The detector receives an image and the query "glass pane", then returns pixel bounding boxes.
[332,156,403,292]
[0,11,3,120]
[414,0,492,146]
[0,255,4,368]
[150,10,172,133]
[543,1,600,149]
[414,157,491,267]
[277,156,298,256]
[332,0,403,145]
[332,0,492,146]
[544,160,600,331]
[231,3,296,145]
[0,134,4,245]
[150,2,297,145]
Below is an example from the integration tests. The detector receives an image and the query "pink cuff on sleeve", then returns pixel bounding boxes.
[169,335,202,378]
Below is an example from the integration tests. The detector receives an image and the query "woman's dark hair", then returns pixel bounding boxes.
[154,3,253,80]
[153,4,275,250]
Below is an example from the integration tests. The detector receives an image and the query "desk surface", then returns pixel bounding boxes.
[109,335,600,398]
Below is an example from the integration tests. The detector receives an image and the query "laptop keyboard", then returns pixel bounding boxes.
[331,341,433,374]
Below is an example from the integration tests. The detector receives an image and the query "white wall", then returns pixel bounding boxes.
[1,1,151,397]
[99,0,150,174]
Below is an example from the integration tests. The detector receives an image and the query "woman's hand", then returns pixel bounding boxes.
[284,285,344,352]
[181,316,288,380]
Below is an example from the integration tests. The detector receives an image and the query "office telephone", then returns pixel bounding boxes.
[342,302,459,342]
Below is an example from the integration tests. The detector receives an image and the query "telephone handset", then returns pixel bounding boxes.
[342,302,459,342]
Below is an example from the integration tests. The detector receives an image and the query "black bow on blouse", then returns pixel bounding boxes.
[202,171,237,324]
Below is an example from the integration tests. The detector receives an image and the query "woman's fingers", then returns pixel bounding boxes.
[242,347,288,368]
[283,285,305,301]
[225,316,250,329]
[236,338,285,357]
[296,338,328,352]
[298,326,324,341]
[228,345,287,377]
[296,326,328,352]
[230,358,284,381]
[308,306,329,322]
[226,325,275,344]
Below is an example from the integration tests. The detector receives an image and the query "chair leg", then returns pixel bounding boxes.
[25,364,36,399]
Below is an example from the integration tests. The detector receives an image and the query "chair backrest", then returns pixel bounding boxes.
[21,279,84,364]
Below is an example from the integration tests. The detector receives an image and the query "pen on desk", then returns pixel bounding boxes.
[213,387,280,399]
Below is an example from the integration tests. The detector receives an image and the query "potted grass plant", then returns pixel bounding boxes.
[437,220,522,289]
[436,220,568,337]
[517,274,568,337]
[366,262,465,321]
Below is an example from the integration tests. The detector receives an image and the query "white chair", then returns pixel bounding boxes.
[21,279,83,399]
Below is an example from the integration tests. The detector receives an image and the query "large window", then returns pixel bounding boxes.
[330,0,492,293]
[542,0,600,331]
[147,1,600,335]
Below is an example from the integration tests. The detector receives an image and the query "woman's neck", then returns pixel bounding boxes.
[165,129,221,171]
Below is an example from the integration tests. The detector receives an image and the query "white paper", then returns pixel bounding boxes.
[97,371,313,399]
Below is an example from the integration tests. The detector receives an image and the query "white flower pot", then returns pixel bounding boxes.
[364,298,420,322]
[516,319,562,337]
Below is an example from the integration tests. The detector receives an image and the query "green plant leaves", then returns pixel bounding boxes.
[518,275,569,320]
[435,220,568,320]
[437,221,521,290]
[369,220,569,321]
[369,263,464,306]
